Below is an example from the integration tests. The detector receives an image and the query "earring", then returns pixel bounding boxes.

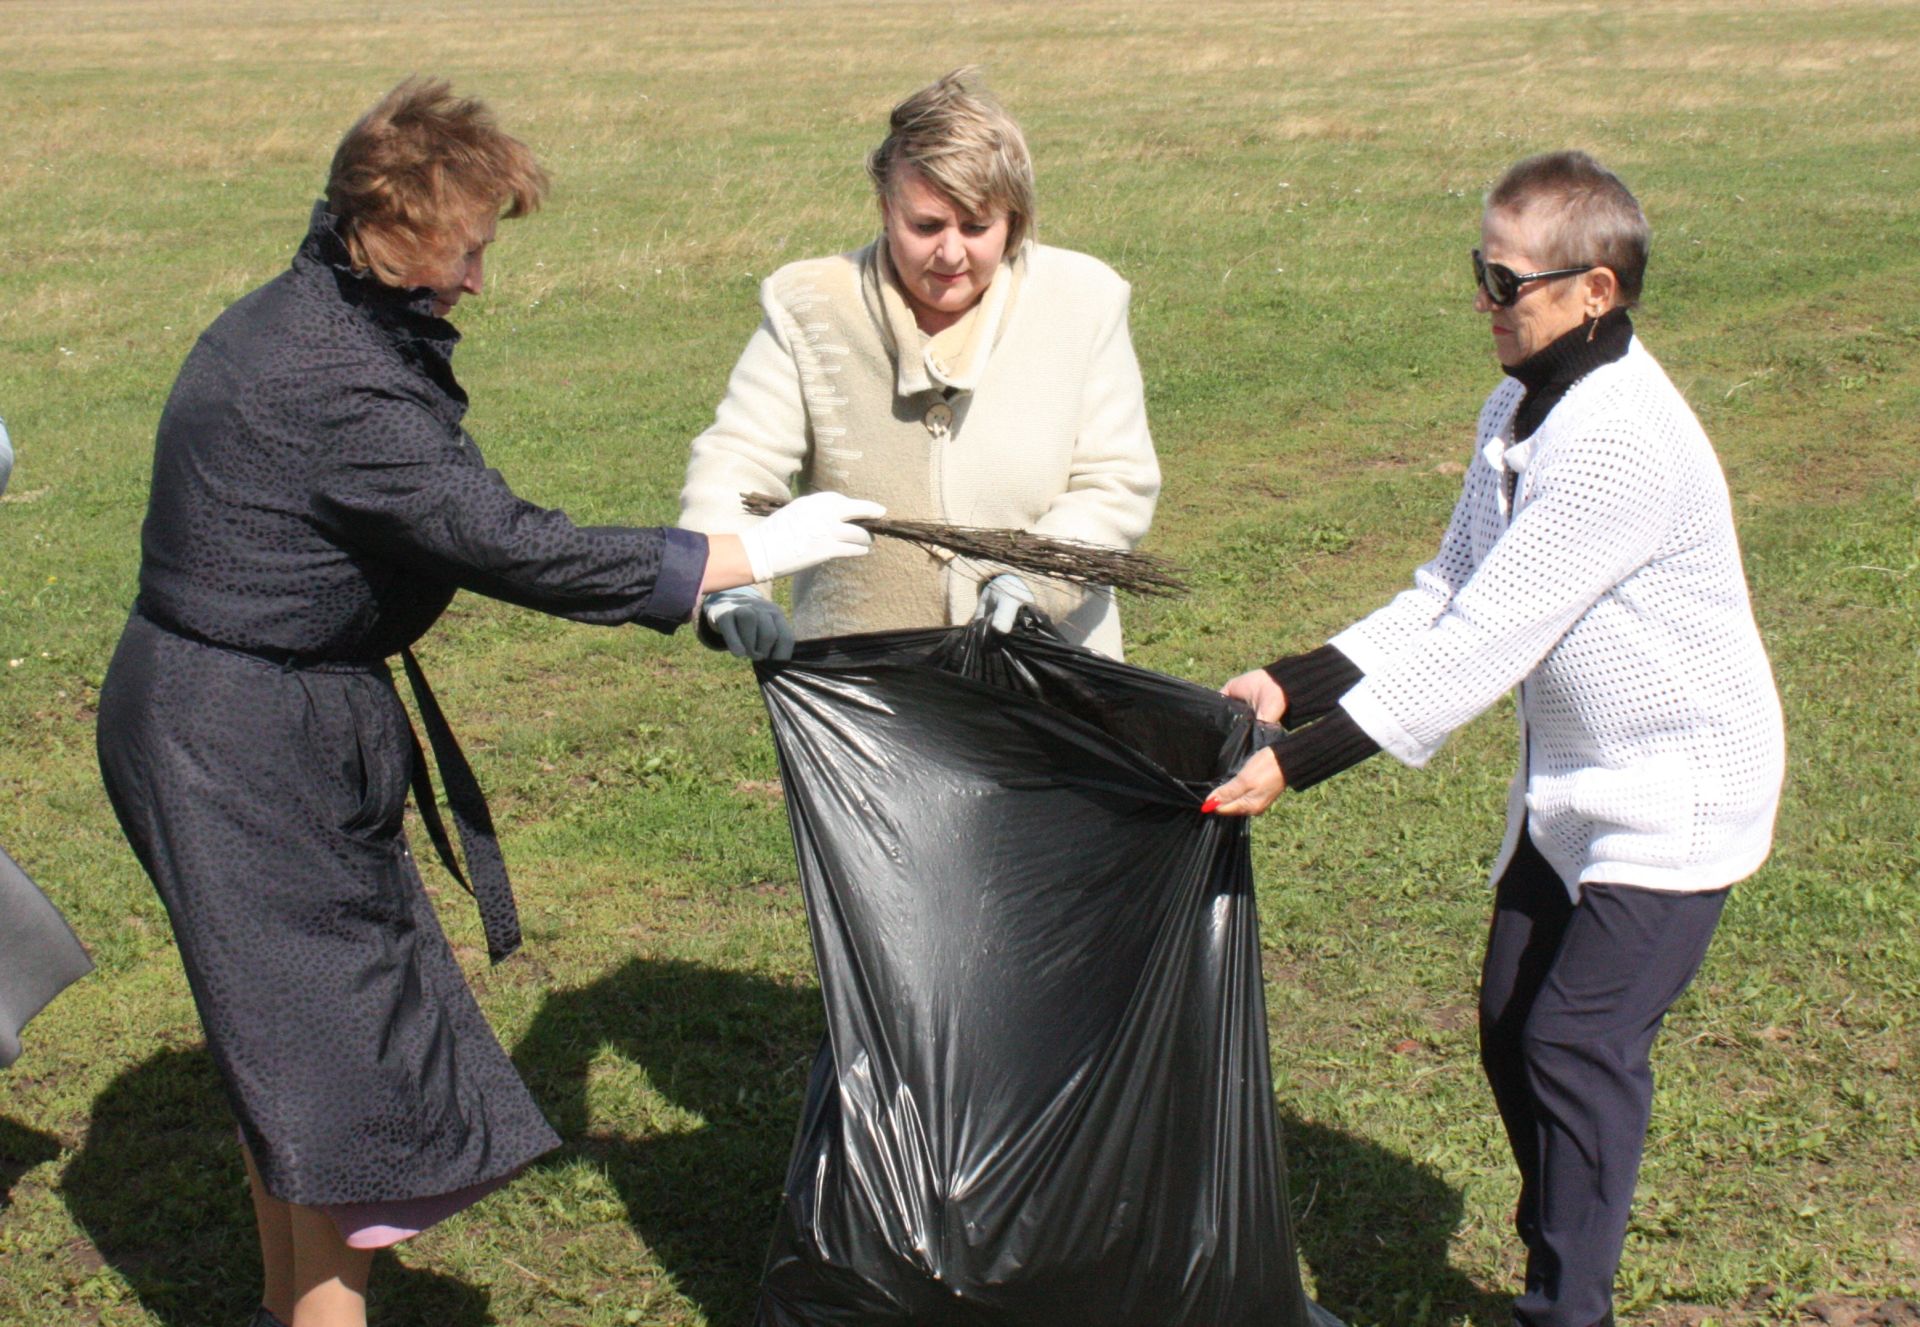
[1585,312,1600,343]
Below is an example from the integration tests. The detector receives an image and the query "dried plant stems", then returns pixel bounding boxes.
[741,493,1190,598]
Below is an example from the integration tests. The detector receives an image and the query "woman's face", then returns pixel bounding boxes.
[399,215,498,317]
[1476,205,1600,366]
[881,166,1011,334]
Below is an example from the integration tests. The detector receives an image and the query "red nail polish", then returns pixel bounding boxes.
[1200,798,1219,814]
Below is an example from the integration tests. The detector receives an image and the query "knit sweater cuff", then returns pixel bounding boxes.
[1265,644,1364,729]
[1267,707,1381,792]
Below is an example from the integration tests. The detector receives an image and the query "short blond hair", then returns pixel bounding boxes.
[326,77,549,287]
[866,68,1036,251]
[1487,150,1650,306]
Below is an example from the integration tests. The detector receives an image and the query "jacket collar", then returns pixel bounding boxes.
[861,237,1028,397]
[294,201,462,360]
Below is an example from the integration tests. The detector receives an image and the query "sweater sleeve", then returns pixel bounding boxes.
[1330,462,1497,679]
[1265,643,1365,728]
[1338,416,1674,767]
[1258,644,1381,790]
[1332,384,1523,675]
[1025,279,1162,624]
[299,378,707,632]
[1268,706,1381,791]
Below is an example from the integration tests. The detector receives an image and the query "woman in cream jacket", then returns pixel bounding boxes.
[678,68,1159,661]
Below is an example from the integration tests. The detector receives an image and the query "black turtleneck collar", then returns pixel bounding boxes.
[1504,307,1633,440]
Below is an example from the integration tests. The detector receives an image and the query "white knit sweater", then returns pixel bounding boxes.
[679,241,1160,659]
[1332,339,1785,896]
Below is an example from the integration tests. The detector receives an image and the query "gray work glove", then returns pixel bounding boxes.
[973,573,1037,634]
[701,588,795,661]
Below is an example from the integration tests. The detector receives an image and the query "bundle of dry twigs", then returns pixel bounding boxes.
[741,493,1190,598]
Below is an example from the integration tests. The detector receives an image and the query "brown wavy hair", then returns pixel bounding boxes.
[326,77,549,287]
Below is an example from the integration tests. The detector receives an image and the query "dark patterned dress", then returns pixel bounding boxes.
[96,203,707,1206]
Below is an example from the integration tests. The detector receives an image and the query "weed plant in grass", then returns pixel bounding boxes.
[3,3,1917,1325]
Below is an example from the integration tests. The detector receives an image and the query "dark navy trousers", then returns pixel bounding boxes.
[1478,834,1727,1327]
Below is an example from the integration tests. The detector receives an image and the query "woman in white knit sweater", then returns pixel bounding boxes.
[1208,152,1785,1327]
[678,68,1159,661]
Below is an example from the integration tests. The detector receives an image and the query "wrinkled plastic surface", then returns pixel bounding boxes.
[752,613,1313,1327]
[1,843,94,1068]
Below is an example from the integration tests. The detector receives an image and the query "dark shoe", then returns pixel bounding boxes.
[249,1309,289,1327]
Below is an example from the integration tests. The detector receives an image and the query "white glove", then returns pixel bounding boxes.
[738,491,885,582]
[701,589,795,661]
[973,573,1036,633]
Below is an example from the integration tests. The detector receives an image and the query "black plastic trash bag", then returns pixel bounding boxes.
[1,843,94,1068]
[752,614,1317,1327]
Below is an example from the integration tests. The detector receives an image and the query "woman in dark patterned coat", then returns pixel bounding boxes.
[95,79,880,1327]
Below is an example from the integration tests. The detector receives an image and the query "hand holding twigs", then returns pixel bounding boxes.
[740,493,1189,598]
[737,491,884,580]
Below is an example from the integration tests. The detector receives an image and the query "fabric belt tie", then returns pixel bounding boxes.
[129,609,524,964]
[399,648,522,964]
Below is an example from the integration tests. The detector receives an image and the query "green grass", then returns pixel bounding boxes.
[3,1,1917,1324]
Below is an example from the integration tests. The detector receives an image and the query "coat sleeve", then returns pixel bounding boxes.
[1336,414,1675,767]
[678,293,813,540]
[295,375,707,632]
[1025,279,1161,623]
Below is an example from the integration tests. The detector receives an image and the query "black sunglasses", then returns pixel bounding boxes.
[1472,249,1597,307]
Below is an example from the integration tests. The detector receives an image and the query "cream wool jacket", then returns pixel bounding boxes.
[1332,340,1785,898]
[678,239,1160,659]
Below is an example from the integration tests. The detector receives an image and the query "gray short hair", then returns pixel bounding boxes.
[867,68,1037,251]
[1487,150,1650,306]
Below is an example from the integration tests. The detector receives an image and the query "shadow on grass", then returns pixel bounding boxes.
[60,1047,493,1327]
[43,963,1503,1327]
[1,1114,63,1213]
[513,956,821,1326]
[1283,1113,1511,1327]
[513,955,1507,1327]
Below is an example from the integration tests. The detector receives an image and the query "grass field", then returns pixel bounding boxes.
[2,2,1917,1324]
